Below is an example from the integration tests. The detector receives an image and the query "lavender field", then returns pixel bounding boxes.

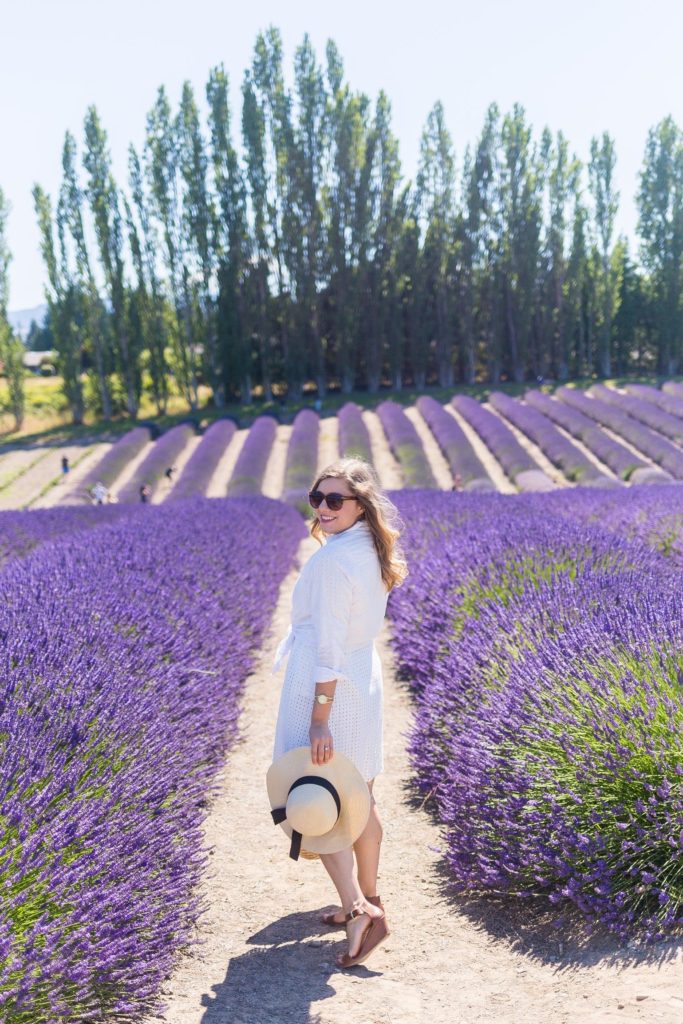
[2,381,683,1018]
[388,485,683,944]
[0,497,305,1022]
[6,380,683,509]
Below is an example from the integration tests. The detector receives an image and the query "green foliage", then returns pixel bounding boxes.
[27,33,683,433]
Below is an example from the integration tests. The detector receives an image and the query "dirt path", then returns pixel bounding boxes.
[443,404,516,494]
[153,435,205,504]
[205,429,248,498]
[363,410,403,490]
[261,425,292,500]
[0,448,47,496]
[0,444,99,510]
[32,443,112,507]
[109,439,156,502]
[146,533,683,1024]
[317,415,339,474]
[403,406,453,489]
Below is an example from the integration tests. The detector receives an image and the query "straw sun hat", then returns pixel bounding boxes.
[267,747,371,861]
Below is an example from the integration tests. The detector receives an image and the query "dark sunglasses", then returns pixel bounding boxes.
[308,490,358,512]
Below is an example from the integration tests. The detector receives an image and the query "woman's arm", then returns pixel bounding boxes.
[308,558,353,765]
[310,679,336,765]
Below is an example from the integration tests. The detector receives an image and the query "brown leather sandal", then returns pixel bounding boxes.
[320,894,383,928]
[335,901,389,970]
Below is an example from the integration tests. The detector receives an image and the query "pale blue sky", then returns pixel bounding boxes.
[3,0,682,310]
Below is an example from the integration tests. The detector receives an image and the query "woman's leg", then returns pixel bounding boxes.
[354,779,383,898]
[322,779,383,925]
[319,846,382,959]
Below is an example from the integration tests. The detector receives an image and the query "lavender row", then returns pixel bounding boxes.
[0,498,306,1021]
[416,396,494,491]
[387,488,683,942]
[168,419,236,501]
[282,409,320,513]
[625,383,683,420]
[589,383,683,445]
[117,423,196,503]
[663,381,683,400]
[557,386,683,479]
[78,426,152,498]
[337,402,373,463]
[489,391,608,484]
[452,394,554,491]
[376,400,437,488]
[226,416,277,496]
[531,483,683,569]
[524,389,647,481]
[0,505,135,568]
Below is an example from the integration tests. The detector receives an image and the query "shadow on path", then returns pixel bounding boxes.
[198,910,382,1024]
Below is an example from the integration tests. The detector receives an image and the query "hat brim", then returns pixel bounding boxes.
[267,747,371,855]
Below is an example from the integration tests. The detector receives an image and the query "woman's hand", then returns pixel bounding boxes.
[309,722,334,766]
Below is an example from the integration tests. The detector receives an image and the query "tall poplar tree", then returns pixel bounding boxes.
[250,27,303,398]
[177,82,220,402]
[637,116,683,375]
[588,132,620,377]
[0,189,26,432]
[128,145,170,414]
[207,64,253,403]
[498,105,544,382]
[59,132,112,419]
[33,184,85,422]
[145,86,199,408]
[83,106,139,416]
[417,101,456,387]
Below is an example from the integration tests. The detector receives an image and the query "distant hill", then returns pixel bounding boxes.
[8,304,48,340]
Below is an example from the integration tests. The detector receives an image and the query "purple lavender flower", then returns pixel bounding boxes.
[557,386,683,479]
[168,419,236,501]
[489,391,608,484]
[226,416,277,496]
[452,395,554,490]
[282,409,320,513]
[79,427,152,499]
[117,423,197,503]
[625,383,683,421]
[416,396,493,490]
[590,384,683,445]
[386,487,683,942]
[0,497,306,1019]
[376,400,436,488]
[525,389,645,481]
[338,402,372,463]
[0,505,134,568]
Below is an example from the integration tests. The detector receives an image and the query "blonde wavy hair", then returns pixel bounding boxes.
[309,457,408,592]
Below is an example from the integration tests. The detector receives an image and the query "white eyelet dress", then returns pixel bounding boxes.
[272,519,389,782]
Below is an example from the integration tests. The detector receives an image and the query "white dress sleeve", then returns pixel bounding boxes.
[308,555,353,684]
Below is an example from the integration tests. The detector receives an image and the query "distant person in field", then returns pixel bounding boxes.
[164,466,175,481]
[452,472,463,492]
[269,456,407,969]
[61,455,70,477]
[91,481,108,505]
[139,483,151,503]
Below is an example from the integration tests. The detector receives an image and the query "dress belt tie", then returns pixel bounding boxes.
[271,623,314,674]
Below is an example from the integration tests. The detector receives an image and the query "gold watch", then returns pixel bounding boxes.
[315,694,334,705]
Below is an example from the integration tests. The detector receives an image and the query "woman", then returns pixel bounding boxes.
[272,456,407,969]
